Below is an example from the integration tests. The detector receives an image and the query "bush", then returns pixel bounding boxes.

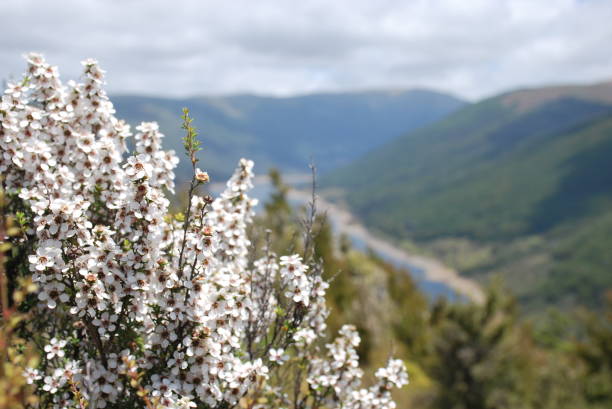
[0,54,407,409]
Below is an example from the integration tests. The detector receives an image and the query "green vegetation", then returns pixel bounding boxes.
[426,289,532,409]
[253,171,430,406]
[258,172,612,409]
[575,292,612,408]
[325,86,612,311]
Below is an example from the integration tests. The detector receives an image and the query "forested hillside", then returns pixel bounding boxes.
[112,90,465,180]
[325,82,612,310]
[256,173,612,409]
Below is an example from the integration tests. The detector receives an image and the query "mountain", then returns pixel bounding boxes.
[111,90,465,181]
[324,81,612,311]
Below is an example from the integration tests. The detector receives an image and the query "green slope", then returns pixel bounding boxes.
[111,90,465,181]
[325,84,612,310]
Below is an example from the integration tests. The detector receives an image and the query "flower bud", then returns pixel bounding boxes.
[195,168,209,183]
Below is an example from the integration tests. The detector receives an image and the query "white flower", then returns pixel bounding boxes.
[293,328,317,347]
[38,282,69,309]
[92,312,118,335]
[124,154,153,180]
[175,396,197,408]
[76,132,96,153]
[42,370,66,394]
[28,245,62,272]
[23,367,41,384]
[44,338,67,360]
[375,359,409,388]
[269,348,287,363]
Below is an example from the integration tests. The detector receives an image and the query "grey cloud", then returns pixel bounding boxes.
[1,0,612,99]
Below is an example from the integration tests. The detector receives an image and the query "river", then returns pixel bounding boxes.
[210,174,484,304]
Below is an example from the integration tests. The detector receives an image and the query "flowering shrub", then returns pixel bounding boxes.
[0,54,408,409]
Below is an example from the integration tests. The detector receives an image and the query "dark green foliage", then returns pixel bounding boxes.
[426,288,528,409]
[575,292,612,408]
[529,212,612,308]
[422,287,603,409]
[373,253,430,359]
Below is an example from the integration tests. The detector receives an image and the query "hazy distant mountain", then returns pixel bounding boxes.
[111,90,466,180]
[325,81,612,310]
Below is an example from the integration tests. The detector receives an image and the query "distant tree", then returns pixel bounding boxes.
[576,290,612,408]
[426,287,530,409]
[263,168,292,236]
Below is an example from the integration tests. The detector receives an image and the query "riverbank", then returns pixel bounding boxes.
[287,188,485,304]
[210,175,485,304]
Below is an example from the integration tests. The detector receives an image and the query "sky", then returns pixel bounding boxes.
[1,0,611,100]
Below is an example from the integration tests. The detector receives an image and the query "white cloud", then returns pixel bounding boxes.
[1,0,611,100]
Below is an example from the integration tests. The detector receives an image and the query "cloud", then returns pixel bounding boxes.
[1,0,611,99]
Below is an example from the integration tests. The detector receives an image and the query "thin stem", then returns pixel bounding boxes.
[0,193,9,377]
[177,177,196,276]
[301,163,318,264]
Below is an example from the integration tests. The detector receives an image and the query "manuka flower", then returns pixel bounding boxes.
[0,54,408,409]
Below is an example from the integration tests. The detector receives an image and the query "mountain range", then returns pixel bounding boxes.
[112,90,465,180]
[324,81,612,311]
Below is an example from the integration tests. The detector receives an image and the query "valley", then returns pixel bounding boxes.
[324,81,612,311]
[115,80,612,313]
